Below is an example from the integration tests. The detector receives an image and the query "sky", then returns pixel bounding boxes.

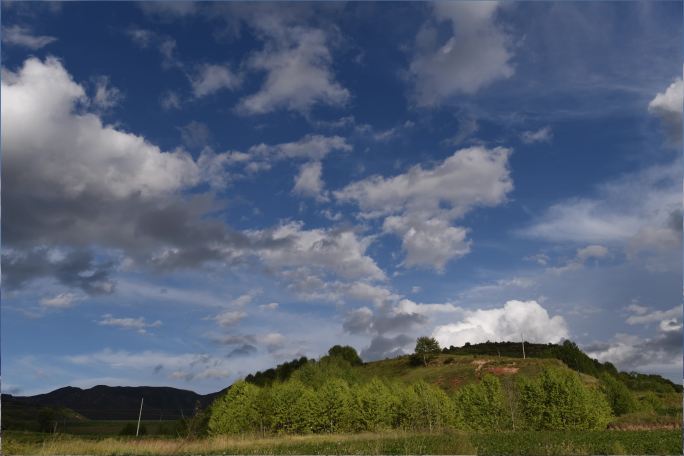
[1,1,682,396]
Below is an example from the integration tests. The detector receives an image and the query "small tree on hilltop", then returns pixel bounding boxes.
[327,345,363,366]
[415,336,441,367]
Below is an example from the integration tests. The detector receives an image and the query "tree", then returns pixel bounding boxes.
[455,374,506,431]
[518,368,612,430]
[350,378,396,431]
[600,374,637,416]
[314,378,353,433]
[414,336,441,366]
[326,345,363,366]
[208,381,261,435]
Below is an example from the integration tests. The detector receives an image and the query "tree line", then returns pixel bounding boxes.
[208,344,615,436]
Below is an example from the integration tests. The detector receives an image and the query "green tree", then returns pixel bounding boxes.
[455,374,506,431]
[518,368,612,430]
[208,380,261,435]
[269,380,320,434]
[600,374,637,416]
[326,345,363,366]
[314,378,353,433]
[415,336,441,367]
[411,380,458,431]
[350,378,396,431]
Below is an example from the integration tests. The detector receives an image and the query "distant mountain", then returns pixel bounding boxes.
[2,385,228,420]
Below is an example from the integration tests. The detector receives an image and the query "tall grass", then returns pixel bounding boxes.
[4,429,681,456]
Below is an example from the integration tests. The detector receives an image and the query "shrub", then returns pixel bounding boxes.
[600,374,638,415]
[518,368,612,430]
[455,374,506,431]
[208,380,261,435]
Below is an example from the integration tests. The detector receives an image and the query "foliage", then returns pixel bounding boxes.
[600,374,638,416]
[324,345,363,366]
[207,381,261,435]
[414,336,441,367]
[455,374,506,431]
[244,356,309,387]
[518,368,612,430]
[351,378,396,432]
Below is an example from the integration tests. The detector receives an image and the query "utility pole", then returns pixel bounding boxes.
[521,332,526,359]
[136,397,144,437]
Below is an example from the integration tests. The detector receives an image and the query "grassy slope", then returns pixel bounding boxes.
[358,353,596,393]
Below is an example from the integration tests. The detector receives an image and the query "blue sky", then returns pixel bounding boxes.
[2,1,682,395]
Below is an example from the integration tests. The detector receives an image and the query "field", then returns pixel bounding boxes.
[4,429,682,455]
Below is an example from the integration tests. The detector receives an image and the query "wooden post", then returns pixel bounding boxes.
[136,398,144,437]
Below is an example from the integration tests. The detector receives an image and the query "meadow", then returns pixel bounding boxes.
[4,429,682,455]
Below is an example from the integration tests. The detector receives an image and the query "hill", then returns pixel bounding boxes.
[2,385,227,421]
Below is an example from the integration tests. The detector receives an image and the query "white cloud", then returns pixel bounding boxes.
[98,314,162,334]
[92,76,123,110]
[252,221,386,282]
[550,244,609,274]
[237,27,349,114]
[409,2,514,106]
[250,134,351,162]
[625,305,681,326]
[2,57,201,202]
[2,25,57,49]
[336,146,512,270]
[213,310,247,327]
[520,126,553,144]
[383,216,470,271]
[39,292,82,309]
[259,302,279,311]
[293,161,327,200]
[432,300,568,348]
[190,63,241,97]
[521,161,681,253]
[648,72,683,143]
[336,146,512,219]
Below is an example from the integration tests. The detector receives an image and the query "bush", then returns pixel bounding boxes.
[455,374,506,431]
[351,378,396,431]
[518,368,612,430]
[208,380,261,435]
[600,374,638,416]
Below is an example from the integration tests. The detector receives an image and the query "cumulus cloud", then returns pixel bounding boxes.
[432,300,568,348]
[98,314,162,334]
[252,221,386,283]
[237,26,349,114]
[190,63,241,98]
[585,329,681,376]
[2,25,57,49]
[293,161,327,200]
[408,2,514,106]
[336,146,512,270]
[648,72,683,144]
[0,57,302,286]
[520,126,553,144]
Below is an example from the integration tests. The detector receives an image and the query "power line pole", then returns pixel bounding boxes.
[136,398,144,437]
[521,332,526,359]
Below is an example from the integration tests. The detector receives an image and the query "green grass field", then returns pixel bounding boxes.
[3,429,682,455]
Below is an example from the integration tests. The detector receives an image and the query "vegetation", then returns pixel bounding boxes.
[4,429,682,455]
[414,336,441,367]
[5,339,681,455]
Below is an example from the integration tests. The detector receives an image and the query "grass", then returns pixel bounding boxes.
[4,429,682,455]
[359,354,588,393]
